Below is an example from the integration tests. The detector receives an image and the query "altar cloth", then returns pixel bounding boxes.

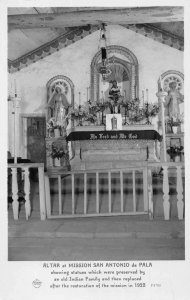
[67,130,162,142]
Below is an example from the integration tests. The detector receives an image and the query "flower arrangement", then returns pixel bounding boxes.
[167,114,184,127]
[47,117,62,129]
[50,144,68,160]
[143,102,160,117]
[167,145,183,160]
[84,113,97,123]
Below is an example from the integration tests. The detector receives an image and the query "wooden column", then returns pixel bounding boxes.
[176,166,184,220]
[12,96,21,164]
[23,167,31,220]
[162,166,170,220]
[156,91,168,162]
[45,174,51,217]
[147,168,153,219]
[38,166,46,220]
[11,168,19,220]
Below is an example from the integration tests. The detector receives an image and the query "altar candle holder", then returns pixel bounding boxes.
[144,102,152,125]
[123,102,129,125]
[78,105,83,126]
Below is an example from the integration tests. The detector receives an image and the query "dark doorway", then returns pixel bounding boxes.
[26,117,46,164]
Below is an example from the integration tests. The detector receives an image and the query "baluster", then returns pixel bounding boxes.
[120,171,124,213]
[108,171,111,213]
[58,175,62,215]
[96,172,99,213]
[23,167,31,220]
[84,173,87,214]
[176,166,184,220]
[72,173,75,214]
[45,174,51,217]
[143,168,148,212]
[132,170,136,212]
[38,166,46,220]
[147,168,153,219]
[162,166,170,220]
[11,168,19,220]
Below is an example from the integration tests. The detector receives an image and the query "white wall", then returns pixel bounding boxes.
[8,25,183,155]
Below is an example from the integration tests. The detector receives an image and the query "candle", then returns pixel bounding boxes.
[124,90,126,99]
[160,76,163,90]
[79,92,81,106]
[87,87,89,101]
[142,90,144,106]
[146,89,149,103]
[135,85,137,99]
[14,79,17,97]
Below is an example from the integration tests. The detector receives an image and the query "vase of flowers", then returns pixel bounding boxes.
[167,145,183,162]
[167,114,183,134]
[50,144,68,167]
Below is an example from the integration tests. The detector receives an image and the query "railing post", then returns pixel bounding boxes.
[96,172,99,213]
[176,166,184,220]
[108,171,111,213]
[72,173,75,214]
[120,170,124,213]
[147,168,153,219]
[162,166,170,220]
[132,170,136,212]
[143,168,148,212]
[44,173,51,217]
[58,175,62,215]
[38,166,46,220]
[23,167,31,220]
[84,173,87,214]
[11,168,19,220]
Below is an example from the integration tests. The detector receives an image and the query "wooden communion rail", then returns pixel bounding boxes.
[45,162,185,220]
[45,166,149,219]
[7,162,184,221]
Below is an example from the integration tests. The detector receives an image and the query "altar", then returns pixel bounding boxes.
[67,125,161,170]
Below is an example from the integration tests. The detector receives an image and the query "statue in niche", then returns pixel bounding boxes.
[47,86,70,128]
[108,80,121,113]
[164,81,184,118]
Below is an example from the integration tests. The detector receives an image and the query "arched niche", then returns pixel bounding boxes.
[90,45,138,102]
[46,75,74,120]
[158,70,184,94]
[157,70,184,131]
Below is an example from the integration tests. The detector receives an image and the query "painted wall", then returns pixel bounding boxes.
[8,25,183,155]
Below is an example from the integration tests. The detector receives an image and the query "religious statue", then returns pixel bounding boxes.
[109,80,121,113]
[47,86,70,128]
[164,81,184,118]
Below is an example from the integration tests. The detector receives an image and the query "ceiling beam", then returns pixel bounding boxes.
[8,6,183,30]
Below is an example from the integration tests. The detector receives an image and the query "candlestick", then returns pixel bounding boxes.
[135,85,137,99]
[146,89,149,103]
[87,87,89,101]
[79,92,81,106]
[14,79,17,97]
[142,90,144,106]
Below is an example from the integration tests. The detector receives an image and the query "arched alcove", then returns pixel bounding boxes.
[46,75,75,121]
[90,45,138,102]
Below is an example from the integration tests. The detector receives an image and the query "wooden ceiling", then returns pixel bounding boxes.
[8,7,184,72]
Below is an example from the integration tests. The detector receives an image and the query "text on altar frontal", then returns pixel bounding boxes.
[90,133,138,140]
